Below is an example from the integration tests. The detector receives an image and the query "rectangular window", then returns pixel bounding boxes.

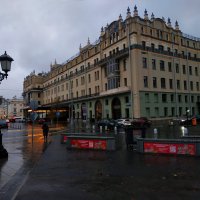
[189,66,192,75]
[160,60,165,71]
[196,82,199,91]
[154,93,158,103]
[190,81,193,91]
[182,65,186,74]
[88,74,91,83]
[185,95,188,103]
[171,94,174,102]
[162,94,167,102]
[153,77,157,88]
[124,78,127,86]
[184,80,187,90]
[177,80,180,90]
[161,78,166,89]
[144,76,148,87]
[176,64,179,73]
[195,67,198,76]
[143,57,147,68]
[123,59,127,71]
[152,59,156,70]
[178,95,182,102]
[169,79,173,89]
[168,62,172,72]
[145,93,149,103]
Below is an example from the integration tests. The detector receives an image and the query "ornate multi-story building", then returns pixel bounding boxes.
[23,6,200,121]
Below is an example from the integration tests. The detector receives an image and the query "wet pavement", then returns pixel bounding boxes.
[1,122,200,199]
[15,135,200,200]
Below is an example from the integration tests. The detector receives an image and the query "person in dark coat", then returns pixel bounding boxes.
[42,123,49,142]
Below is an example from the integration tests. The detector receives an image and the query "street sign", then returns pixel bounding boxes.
[30,112,38,121]
[56,112,60,118]
[30,100,38,110]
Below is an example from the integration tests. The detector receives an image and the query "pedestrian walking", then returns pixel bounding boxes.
[42,123,49,142]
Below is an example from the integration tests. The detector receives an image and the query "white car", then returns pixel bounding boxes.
[116,119,132,127]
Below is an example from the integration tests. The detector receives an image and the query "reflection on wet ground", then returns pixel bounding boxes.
[1,121,200,198]
[0,124,48,190]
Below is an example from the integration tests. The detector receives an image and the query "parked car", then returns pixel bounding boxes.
[169,115,200,126]
[0,120,8,129]
[131,117,152,128]
[97,119,117,130]
[116,119,132,128]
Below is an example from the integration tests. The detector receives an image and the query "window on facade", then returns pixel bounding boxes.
[162,94,167,102]
[105,83,107,91]
[190,81,193,91]
[123,59,127,71]
[189,66,192,75]
[184,80,187,90]
[88,88,91,95]
[160,60,165,71]
[176,64,179,73]
[151,43,155,51]
[178,95,182,102]
[158,45,164,51]
[105,99,109,105]
[185,95,188,103]
[152,59,156,70]
[76,79,78,86]
[124,78,127,86]
[182,65,186,74]
[143,57,147,68]
[168,62,172,72]
[153,77,157,88]
[161,78,166,88]
[164,107,168,117]
[144,76,148,87]
[145,93,149,102]
[171,94,174,102]
[177,80,180,90]
[88,74,91,83]
[195,67,198,76]
[125,96,129,103]
[154,93,158,103]
[196,82,199,91]
[191,96,194,103]
[169,79,173,89]
[142,41,146,49]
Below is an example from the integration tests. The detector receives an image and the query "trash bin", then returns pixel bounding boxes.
[192,118,197,126]
[125,126,134,150]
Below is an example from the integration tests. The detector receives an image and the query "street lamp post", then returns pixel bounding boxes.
[0,51,14,159]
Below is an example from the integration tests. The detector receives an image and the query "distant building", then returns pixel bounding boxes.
[0,96,24,119]
[23,5,200,120]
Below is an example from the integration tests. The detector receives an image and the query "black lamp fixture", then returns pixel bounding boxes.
[0,51,13,158]
[0,51,14,83]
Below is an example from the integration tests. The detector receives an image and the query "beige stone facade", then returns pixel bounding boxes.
[23,6,200,120]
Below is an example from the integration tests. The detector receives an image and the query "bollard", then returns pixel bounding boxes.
[114,126,117,134]
[181,126,188,136]
[154,128,158,139]
[92,125,95,133]
[105,125,107,131]
[100,126,102,133]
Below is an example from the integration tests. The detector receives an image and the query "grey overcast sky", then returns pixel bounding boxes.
[0,0,199,99]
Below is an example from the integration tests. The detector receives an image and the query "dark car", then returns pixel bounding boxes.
[38,118,50,124]
[0,120,8,129]
[97,119,117,130]
[131,117,152,128]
